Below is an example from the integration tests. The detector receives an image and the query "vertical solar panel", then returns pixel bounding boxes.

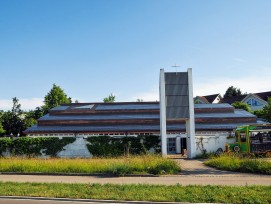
[165,72,189,119]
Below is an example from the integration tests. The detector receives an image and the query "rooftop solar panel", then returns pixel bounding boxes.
[96,104,159,110]
[194,103,232,109]
[40,113,160,120]
[51,106,69,111]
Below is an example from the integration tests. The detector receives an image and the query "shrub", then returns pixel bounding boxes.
[0,137,75,157]
[204,154,271,174]
[87,135,160,157]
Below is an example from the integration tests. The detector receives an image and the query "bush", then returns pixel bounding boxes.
[0,137,75,157]
[87,135,160,157]
[204,154,271,174]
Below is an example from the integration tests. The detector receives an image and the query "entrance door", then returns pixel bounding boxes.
[180,138,187,155]
[167,138,176,154]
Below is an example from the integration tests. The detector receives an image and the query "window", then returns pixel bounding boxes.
[240,132,246,142]
[167,138,176,153]
[247,99,263,106]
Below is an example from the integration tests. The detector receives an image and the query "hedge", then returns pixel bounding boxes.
[87,135,161,157]
[0,137,75,157]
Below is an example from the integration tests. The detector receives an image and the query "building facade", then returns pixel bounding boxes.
[25,102,258,157]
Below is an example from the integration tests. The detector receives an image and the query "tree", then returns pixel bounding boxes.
[254,109,264,118]
[27,107,45,120]
[103,93,115,103]
[1,97,24,135]
[136,99,143,102]
[0,122,5,135]
[0,110,5,135]
[262,97,271,122]
[43,84,72,113]
[232,101,251,112]
[224,86,243,98]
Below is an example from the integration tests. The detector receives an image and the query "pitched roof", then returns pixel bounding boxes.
[220,95,247,104]
[254,91,271,101]
[194,96,209,104]
[220,91,271,104]
[202,94,221,103]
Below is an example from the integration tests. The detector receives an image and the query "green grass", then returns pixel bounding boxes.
[0,182,270,203]
[204,154,271,174]
[0,155,180,175]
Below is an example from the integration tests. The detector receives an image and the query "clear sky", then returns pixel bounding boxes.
[1,0,271,110]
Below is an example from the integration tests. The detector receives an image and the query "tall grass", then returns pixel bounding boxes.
[204,154,271,174]
[0,182,270,203]
[0,155,180,175]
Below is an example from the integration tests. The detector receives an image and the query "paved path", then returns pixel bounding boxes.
[0,159,270,186]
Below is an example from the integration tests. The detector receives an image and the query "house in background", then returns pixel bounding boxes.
[194,94,222,104]
[221,91,271,111]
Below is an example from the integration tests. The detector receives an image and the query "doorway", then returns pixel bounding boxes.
[180,138,187,155]
[167,138,176,154]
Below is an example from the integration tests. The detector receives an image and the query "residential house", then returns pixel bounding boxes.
[194,94,222,104]
[221,91,271,111]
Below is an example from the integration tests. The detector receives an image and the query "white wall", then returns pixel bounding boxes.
[167,132,235,156]
[57,137,92,158]
[195,134,235,155]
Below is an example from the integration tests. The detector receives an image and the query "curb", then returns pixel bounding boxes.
[0,196,190,204]
[0,172,159,177]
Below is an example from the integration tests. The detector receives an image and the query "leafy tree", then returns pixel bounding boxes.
[253,109,264,118]
[232,101,251,112]
[224,86,243,98]
[23,117,37,129]
[0,110,5,135]
[43,84,72,113]
[0,122,5,135]
[1,97,25,135]
[27,107,45,120]
[262,97,271,122]
[103,93,115,103]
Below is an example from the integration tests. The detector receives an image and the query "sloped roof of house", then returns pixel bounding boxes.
[194,94,221,104]
[220,95,247,104]
[194,96,210,104]
[25,102,257,135]
[203,94,221,103]
[254,91,271,101]
[220,91,271,104]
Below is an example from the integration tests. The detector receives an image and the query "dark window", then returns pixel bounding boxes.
[240,132,246,142]
[167,138,176,153]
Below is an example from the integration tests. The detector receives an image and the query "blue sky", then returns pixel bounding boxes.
[1,0,271,110]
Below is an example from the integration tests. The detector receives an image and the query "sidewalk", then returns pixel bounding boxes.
[0,159,270,186]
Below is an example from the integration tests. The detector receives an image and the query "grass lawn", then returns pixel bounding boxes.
[0,182,270,204]
[204,154,271,174]
[0,155,180,176]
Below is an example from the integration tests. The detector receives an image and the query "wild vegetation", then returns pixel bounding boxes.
[204,154,271,174]
[0,182,270,203]
[0,155,180,176]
